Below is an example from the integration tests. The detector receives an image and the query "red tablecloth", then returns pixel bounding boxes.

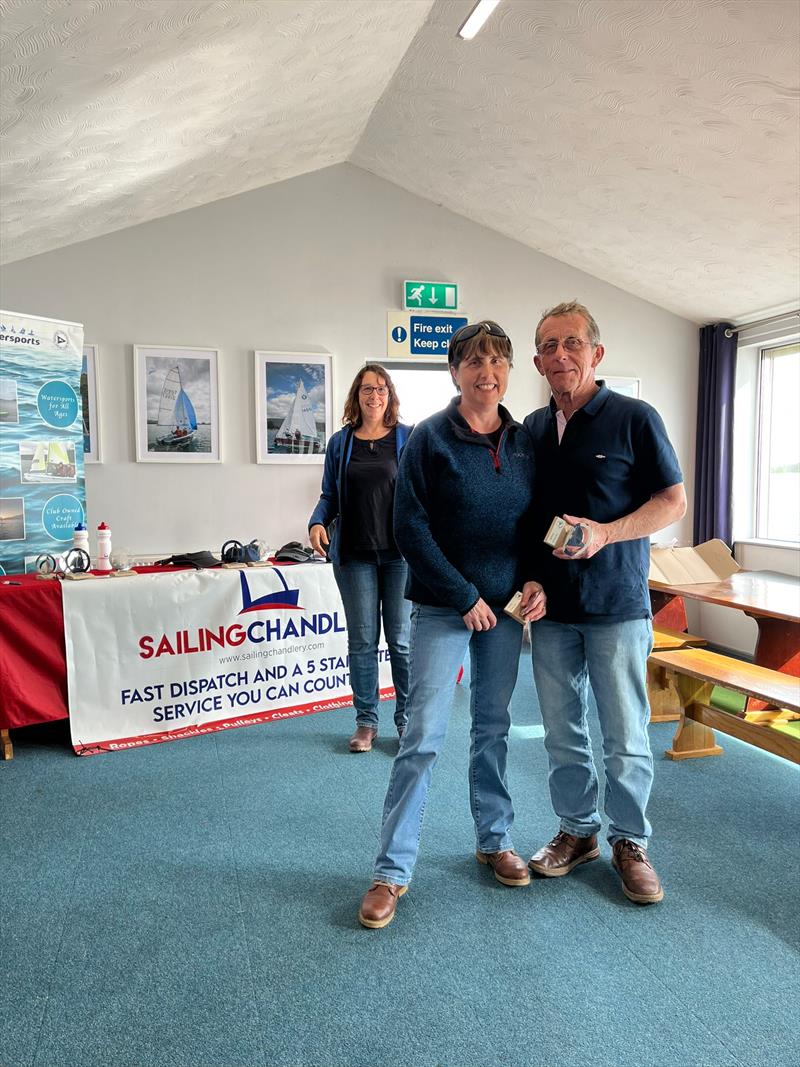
[0,572,68,729]
[0,566,189,730]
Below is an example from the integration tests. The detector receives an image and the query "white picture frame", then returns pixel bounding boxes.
[134,345,221,463]
[254,351,332,464]
[604,376,641,399]
[81,344,101,462]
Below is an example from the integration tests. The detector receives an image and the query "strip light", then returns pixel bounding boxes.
[457,0,501,40]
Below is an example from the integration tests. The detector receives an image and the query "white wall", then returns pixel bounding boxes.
[0,162,697,556]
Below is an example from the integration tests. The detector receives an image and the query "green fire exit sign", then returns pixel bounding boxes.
[404,281,459,310]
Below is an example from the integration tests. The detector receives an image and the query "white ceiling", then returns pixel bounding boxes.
[2,0,798,322]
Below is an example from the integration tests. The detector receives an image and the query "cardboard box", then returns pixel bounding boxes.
[649,539,741,586]
[504,590,527,624]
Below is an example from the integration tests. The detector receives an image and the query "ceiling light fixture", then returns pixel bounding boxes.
[457,0,501,40]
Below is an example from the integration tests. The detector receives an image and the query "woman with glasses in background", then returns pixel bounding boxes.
[357,321,547,929]
[309,364,413,753]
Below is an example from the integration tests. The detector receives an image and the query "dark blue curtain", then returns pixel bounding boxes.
[693,323,737,545]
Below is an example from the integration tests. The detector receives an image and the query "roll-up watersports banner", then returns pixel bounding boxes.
[63,564,396,755]
[0,310,85,575]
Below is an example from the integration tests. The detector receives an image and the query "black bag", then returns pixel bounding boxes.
[221,539,261,564]
[157,551,220,569]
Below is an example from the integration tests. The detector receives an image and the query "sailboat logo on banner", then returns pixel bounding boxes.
[157,365,197,447]
[238,569,302,615]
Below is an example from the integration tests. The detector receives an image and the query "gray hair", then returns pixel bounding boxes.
[535,300,601,349]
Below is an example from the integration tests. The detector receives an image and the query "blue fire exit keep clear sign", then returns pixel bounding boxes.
[410,316,467,356]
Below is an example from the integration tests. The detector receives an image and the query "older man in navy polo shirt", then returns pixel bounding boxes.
[521,300,686,904]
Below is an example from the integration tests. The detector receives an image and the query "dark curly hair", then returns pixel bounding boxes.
[342,364,400,428]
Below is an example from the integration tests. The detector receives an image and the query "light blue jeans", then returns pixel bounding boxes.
[531,618,654,847]
[333,551,411,732]
[373,604,524,886]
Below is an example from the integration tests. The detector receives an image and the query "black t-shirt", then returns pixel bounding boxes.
[342,428,399,553]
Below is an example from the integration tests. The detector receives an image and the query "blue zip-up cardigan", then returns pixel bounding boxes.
[308,423,413,564]
[394,398,536,614]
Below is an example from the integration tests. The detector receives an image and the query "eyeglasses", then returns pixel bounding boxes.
[536,336,592,356]
[449,321,511,361]
[360,385,389,397]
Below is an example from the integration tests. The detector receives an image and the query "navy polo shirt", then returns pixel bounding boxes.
[523,382,683,624]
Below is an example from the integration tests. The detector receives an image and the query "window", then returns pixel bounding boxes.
[383,362,455,426]
[756,341,800,542]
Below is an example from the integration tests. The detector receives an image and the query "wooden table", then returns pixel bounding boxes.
[650,569,800,676]
[649,569,800,728]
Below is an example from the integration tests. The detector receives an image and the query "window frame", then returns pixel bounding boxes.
[753,340,800,545]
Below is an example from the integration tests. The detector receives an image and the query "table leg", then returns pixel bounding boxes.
[746,614,800,711]
[647,663,681,722]
[647,591,686,721]
[750,615,800,674]
[665,675,723,760]
[1,728,12,760]
[650,590,688,632]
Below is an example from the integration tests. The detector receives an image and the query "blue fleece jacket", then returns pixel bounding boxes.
[308,423,413,564]
[394,398,536,613]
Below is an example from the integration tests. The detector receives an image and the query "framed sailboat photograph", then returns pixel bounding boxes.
[81,344,101,462]
[134,345,220,463]
[254,351,332,464]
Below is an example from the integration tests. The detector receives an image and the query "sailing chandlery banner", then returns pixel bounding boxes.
[63,564,395,755]
[0,310,85,575]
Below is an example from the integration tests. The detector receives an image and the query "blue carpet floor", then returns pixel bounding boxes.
[2,652,799,1067]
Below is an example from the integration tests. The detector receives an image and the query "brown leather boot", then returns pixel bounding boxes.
[528,831,600,877]
[476,849,531,886]
[612,840,664,904]
[358,881,408,928]
[348,726,377,752]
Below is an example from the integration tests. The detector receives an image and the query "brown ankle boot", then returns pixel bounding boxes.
[348,726,377,752]
[528,831,600,877]
[358,881,408,928]
[476,849,531,886]
[612,840,664,904]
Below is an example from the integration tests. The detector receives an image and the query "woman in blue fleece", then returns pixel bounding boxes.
[309,364,413,753]
[358,322,547,929]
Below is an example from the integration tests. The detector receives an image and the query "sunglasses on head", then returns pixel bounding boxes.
[449,321,510,361]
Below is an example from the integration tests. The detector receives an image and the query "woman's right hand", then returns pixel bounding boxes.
[309,524,330,557]
[462,598,497,631]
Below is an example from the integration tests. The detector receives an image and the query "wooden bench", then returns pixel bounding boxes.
[648,627,708,722]
[652,626,708,652]
[649,646,800,765]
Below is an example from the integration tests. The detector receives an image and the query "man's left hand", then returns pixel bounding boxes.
[553,515,610,560]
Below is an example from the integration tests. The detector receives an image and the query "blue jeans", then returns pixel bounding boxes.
[531,618,654,847]
[373,605,524,886]
[333,551,411,732]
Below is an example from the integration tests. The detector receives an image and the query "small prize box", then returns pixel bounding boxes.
[544,516,577,550]
[503,590,527,625]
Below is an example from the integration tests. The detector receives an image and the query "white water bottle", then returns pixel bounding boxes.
[96,522,112,572]
[73,523,89,555]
